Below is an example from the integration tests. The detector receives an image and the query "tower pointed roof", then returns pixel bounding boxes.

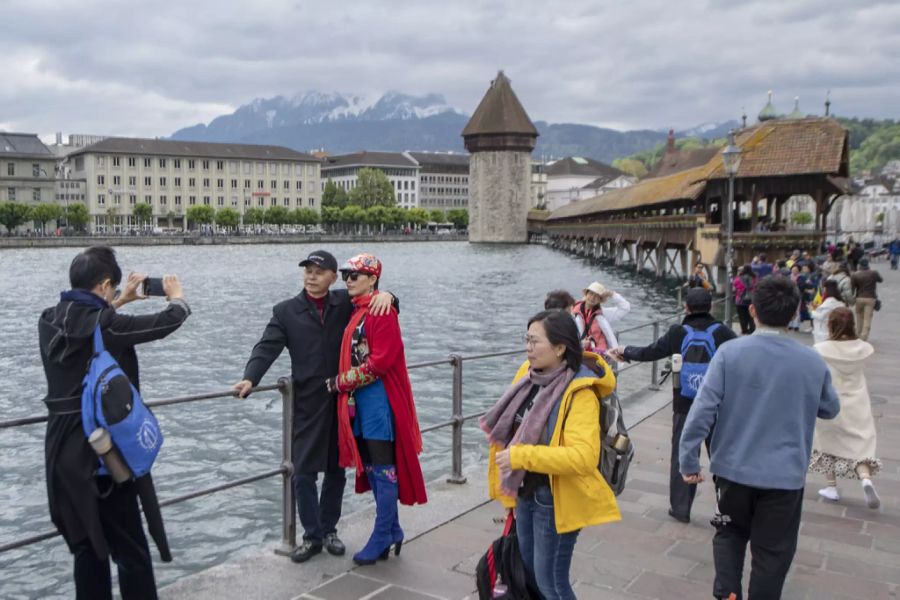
[758,90,778,122]
[462,71,538,138]
[787,96,804,119]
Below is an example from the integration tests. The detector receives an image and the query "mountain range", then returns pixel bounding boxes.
[170,91,739,163]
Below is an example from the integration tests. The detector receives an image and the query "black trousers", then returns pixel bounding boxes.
[72,481,157,600]
[670,410,711,520]
[712,477,803,600]
[293,469,346,543]
[736,304,755,335]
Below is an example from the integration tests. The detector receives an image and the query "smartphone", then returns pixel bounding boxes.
[142,277,166,297]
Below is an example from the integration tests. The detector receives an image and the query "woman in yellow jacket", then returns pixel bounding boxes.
[481,310,620,599]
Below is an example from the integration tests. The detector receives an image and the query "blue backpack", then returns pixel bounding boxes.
[679,323,721,400]
[81,324,163,478]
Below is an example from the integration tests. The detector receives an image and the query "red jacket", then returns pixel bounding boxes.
[336,295,427,506]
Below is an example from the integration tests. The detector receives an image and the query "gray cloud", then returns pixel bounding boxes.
[1,0,897,139]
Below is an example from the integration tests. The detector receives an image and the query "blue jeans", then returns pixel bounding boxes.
[516,486,580,600]
[293,469,346,543]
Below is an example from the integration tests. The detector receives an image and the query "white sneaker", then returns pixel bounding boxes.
[861,479,881,509]
[818,486,840,501]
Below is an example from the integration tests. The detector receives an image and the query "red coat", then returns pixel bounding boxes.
[336,295,427,506]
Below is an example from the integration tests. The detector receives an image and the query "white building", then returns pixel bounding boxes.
[0,132,58,221]
[408,152,469,211]
[544,156,631,211]
[321,151,420,209]
[66,137,321,232]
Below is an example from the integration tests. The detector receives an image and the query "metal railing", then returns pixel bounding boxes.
[0,304,700,560]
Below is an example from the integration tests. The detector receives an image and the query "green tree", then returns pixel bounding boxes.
[132,202,154,229]
[186,205,215,229]
[320,206,341,231]
[386,206,408,229]
[364,205,390,232]
[428,209,445,223]
[293,208,319,226]
[216,207,240,230]
[265,205,290,227]
[406,207,429,228]
[612,158,648,178]
[30,203,63,233]
[339,205,366,232]
[0,202,32,235]
[790,211,813,225]
[243,207,266,226]
[447,208,469,230]
[349,168,396,208]
[64,203,90,232]
[322,180,350,208]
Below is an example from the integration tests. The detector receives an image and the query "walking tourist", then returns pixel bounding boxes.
[797,263,818,332]
[812,280,847,345]
[483,310,620,600]
[39,246,190,600]
[329,253,427,565]
[679,276,840,600]
[234,250,395,563]
[828,263,856,307]
[733,265,757,335]
[850,258,882,341]
[572,282,631,356]
[821,251,840,277]
[889,237,900,270]
[849,241,865,271]
[809,307,882,509]
[608,288,735,523]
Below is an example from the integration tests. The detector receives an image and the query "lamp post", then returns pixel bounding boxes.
[721,130,743,327]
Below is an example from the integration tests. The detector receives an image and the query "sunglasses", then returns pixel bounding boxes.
[341,271,367,282]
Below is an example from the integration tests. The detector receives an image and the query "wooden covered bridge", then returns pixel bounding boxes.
[529,117,850,282]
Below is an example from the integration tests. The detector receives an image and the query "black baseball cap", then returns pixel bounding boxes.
[685,288,713,311]
[299,250,338,272]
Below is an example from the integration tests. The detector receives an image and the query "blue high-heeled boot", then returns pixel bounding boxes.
[353,465,399,565]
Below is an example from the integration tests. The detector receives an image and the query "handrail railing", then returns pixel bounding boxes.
[0,307,695,562]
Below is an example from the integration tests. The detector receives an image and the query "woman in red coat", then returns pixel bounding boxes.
[327,253,427,565]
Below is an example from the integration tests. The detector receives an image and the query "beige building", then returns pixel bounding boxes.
[1,132,57,213]
[322,151,420,209]
[66,138,322,232]
[409,152,469,211]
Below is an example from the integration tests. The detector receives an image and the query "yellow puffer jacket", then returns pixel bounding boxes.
[487,352,621,533]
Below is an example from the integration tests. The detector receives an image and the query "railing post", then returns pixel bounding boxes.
[649,321,661,390]
[274,377,296,556]
[447,354,467,484]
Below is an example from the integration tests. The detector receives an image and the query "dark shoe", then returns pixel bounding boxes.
[290,540,322,563]
[668,509,690,524]
[323,533,346,556]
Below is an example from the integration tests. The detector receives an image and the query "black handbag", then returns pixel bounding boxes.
[475,510,540,599]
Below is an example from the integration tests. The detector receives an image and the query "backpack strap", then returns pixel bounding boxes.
[502,508,515,536]
[92,323,106,356]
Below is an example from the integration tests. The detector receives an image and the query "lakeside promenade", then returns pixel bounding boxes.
[163,269,900,600]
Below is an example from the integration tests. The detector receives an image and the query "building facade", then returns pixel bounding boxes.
[408,152,469,211]
[544,156,629,211]
[321,151,420,209]
[66,138,321,232]
[0,133,57,210]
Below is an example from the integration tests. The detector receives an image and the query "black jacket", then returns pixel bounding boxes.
[242,290,353,472]
[622,312,737,413]
[38,297,190,559]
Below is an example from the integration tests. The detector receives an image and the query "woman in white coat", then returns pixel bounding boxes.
[812,280,846,345]
[809,307,882,509]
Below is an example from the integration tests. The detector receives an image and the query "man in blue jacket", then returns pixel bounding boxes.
[679,276,840,600]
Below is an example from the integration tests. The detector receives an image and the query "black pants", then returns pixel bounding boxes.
[670,411,711,520]
[736,304,755,335]
[72,481,157,600]
[712,477,803,600]
[293,469,346,543]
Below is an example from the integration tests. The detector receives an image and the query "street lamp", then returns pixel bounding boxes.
[721,130,743,327]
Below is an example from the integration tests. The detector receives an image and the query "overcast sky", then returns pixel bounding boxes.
[2,0,898,139]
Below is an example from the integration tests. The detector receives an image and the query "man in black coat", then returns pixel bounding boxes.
[609,288,736,523]
[233,250,394,563]
[39,246,190,600]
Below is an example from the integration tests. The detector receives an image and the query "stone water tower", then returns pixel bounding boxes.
[462,71,538,243]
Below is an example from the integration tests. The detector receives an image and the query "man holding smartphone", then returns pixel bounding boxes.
[233,250,394,563]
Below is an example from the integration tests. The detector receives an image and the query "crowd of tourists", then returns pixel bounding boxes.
[35,242,887,600]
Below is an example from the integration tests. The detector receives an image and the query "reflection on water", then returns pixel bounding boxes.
[0,242,677,598]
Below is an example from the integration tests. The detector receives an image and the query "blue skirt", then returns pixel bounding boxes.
[352,380,395,441]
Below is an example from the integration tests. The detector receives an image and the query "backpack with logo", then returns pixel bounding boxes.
[679,323,721,400]
[475,510,541,599]
[81,324,163,478]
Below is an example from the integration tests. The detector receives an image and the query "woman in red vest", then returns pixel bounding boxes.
[327,253,427,565]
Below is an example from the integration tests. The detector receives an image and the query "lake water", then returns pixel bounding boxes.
[0,241,678,599]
